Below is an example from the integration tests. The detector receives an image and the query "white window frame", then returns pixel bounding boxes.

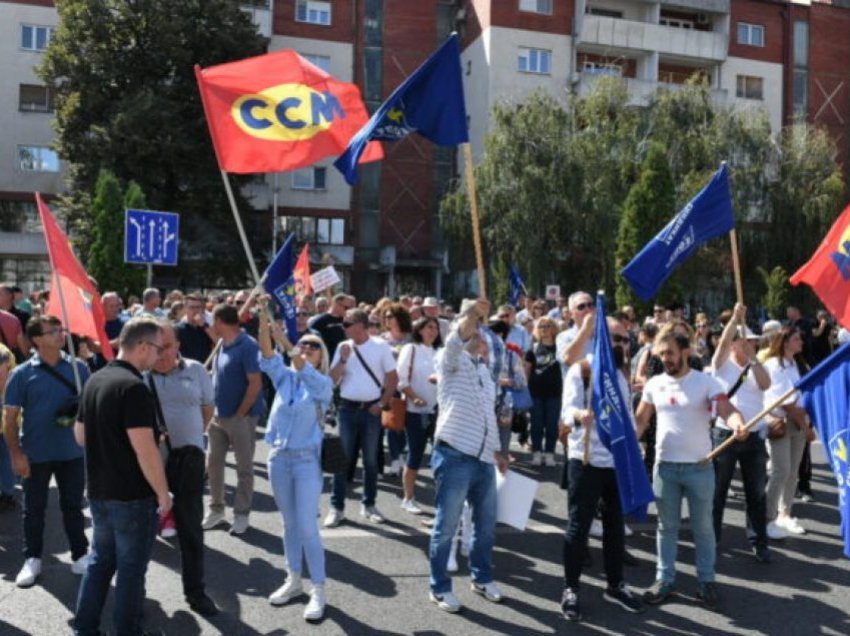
[660,17,694,30]
[736,75,764,100]
[18,145,60,172]
[20,24,52,51]
[291,166,327,191]
[737,22,765,47]
[301,53,331,73]
[582,61,622,77]
[315,218,345,245]
[295,0,332,26]
[518,47,552,75]
[519,0,553,15]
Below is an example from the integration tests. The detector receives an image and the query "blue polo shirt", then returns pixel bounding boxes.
[212,332,264,418]
[4,353,90,463]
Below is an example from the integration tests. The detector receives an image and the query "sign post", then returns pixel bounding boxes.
[124,210,180,284]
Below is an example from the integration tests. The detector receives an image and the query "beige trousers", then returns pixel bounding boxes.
[207,415,258,517]
[765,422,807,521]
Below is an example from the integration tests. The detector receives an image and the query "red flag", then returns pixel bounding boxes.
[790,203,850,329]
[195,51,382,173]
[294,244,312,299]
[36,193,114,360]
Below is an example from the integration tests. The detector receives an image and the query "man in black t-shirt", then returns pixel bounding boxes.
[176,293,216,363]
[73,318,173,636]
[307,293,355,359]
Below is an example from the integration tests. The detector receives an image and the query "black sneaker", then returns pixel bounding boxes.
[561,587,581,621]
[697,582,719,609]
[603,582,645,614]
[754,545,772,563]
[188,593,220,617]
[643,580,676,605]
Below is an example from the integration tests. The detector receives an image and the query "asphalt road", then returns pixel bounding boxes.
[1,436,848,635]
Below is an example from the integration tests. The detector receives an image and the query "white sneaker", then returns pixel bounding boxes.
[779,516,807,535]
[471,580,503,603]
[447,543,459,573]
[589,519,603,538]
[430,590,462,613]
[323,508,345,528]
[624,523,634,537]
[201,510,226,530]
[71,553,91,575]
[544,453,556,467]
[767,521,789,540]
[532,452,543,466]
[15,557,42,588]
[360,504,385,523]
[401,498,423,515]
[269,574,304,606]
[387,459,402,476]
[303,584,326,621]
[230,514,250,535]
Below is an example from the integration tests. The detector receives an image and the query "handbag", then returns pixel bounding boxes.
[382,345,417,432]
[40,360,80,428]
[507,352,533,411]
[766,416,787,440]
[316,403,348,473]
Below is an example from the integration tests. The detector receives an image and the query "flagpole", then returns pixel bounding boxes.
[703,385,797,462]
[729,228,744,306]
[52,273,83,394]
[462,143,487,298]
[237,277,267,322]
[219,170,262,286]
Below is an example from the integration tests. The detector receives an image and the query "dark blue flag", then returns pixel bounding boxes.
[621,163,735,301]
[590,293,655,519]
[263,233,298,343]
[509,264,526,308]
[796,343,850,558]
[334,33,468,185]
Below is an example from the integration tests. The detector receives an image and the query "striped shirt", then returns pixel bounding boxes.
[434,327,500,464]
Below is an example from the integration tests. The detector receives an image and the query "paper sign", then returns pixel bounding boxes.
[545,285,560,301]
[310,265,341,293]
[496,469,539,531]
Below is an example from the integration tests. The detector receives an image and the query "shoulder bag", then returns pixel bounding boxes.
[40,361,81,428]
[317,402,349,474]
[508,351,533,411]
[353,344,406,432]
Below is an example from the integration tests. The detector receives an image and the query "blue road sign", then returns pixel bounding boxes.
[124,209,179,266]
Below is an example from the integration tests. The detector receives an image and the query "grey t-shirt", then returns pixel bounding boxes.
[148,358,214,450]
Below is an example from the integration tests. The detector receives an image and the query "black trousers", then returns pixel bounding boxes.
[712,429,768,549]
[798,441,812,490]
[166,446,207,600]
[562,460,624,590]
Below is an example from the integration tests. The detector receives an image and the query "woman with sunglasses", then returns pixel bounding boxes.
[258,304,333,622]
[381,303,414,476]
[524,316,562,466]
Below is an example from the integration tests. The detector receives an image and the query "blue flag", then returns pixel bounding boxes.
[509,263,526,308]
[334,34,468,185]
[796,343,850,558]
[590,293,654,519]
[621,163,735,301]
[263,233,298,343]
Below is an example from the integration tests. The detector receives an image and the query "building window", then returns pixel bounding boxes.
[736,75,764,100]
[660,17,694,29]
[317,218,345,245]
[793,21,808,117]
[519,0,553,15]
[737,22,764,47]
[301,53,331,73]
[518,47,551,74]
[295,0,331,26]
[292,167,327,190]
[284,216,345,244]
[18,146,60,172]
[21,24,52,51]
[19,85,54,113]
[587,7,623,19]
[582,61,622,77]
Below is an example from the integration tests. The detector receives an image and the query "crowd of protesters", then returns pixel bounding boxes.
[0,278,844,632]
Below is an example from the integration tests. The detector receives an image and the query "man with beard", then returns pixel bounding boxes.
[559,317,644,622]
[636,332,746,610]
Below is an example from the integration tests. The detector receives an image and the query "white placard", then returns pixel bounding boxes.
[545,284,560,301]
[496,469,539,531]
[310,265,341,293]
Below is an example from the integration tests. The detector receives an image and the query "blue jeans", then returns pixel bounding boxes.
[405,412,432,470]
[429,443,497,594]
[268,447,325,584]
[387,429,407,463]
[653,461,716,584]
[74,498,158,636]
[530,396,560,453]
[331,405,381,510]
[0,435,15,495]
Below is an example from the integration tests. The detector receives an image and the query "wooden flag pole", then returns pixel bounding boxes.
[729,228,745,307]
[51,273,83,394]
[220,170,262,287]
[703,385,797,462]
[462,143,487,298]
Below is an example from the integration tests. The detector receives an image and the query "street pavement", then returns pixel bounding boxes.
[1,435,849,635]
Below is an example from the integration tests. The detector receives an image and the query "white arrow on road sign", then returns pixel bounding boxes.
[129,217,143,256]
[148,220,156,258]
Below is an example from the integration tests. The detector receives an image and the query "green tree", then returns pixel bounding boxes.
[87,170,146,297]
[614,143,675,313]
[39,0,267,286]
[756,266,790,319]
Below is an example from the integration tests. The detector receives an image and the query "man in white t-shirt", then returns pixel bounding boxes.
[710,304,772,562]
[636,331,745,610]
[325,309,397,527]
[556,291,594,373]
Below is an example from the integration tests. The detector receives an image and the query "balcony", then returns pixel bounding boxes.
[576,74,728,107]
[580,15,728,63]
[660,0,729,13]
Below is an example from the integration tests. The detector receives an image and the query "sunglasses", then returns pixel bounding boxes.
[342,320,358,328]
[143,340,165,354]
[235,300,245,306]
[497,314,511,320]
[296,311,311,317]
[298,341,322,351]
[369,321,382,327]
[574,302,592,311]
[653,308,665,313]
[612,334,630,345]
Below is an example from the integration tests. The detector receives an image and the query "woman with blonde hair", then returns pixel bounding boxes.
[524,316,562,466]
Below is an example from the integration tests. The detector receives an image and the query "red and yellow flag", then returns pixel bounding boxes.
[294,244,312,299]
[195,51,382,173]
[37,194,113,359]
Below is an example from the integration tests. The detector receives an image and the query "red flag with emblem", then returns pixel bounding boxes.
[790,203,850,329]
[294,244,312,299]
[36,193,114,359]
[195,51,382,173]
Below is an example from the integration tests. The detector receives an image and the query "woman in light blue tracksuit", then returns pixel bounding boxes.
[258,307,332,622]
